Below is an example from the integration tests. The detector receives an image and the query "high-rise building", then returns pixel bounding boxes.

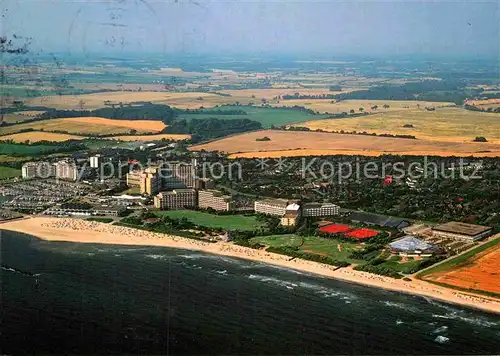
[55,160,78,181]
[21,161,56,179]
[89,155,101,168]
[161,161,196,189]
[154,189,197,210]
[126,171,143,187]
[195,178,216,190]
[198,189,234,211]
[140,167,161,195]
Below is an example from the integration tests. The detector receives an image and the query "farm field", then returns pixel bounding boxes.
[105,134,191,141]
[177,106,329,128]
[276,99,454,115]
[1,111,47,124]
[155,210,263,231]
[25,91,247,110]
[249,234,363,263]
[420,236,500,297]
[0,143,59,156]
[296,107,500,143]
[218,88,346,100]
[189,130,500,158]
[0,117,166,136]
[0,166,21,180]
[0,132,86,143]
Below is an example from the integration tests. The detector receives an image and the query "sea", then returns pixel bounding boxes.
[1,230,500,355]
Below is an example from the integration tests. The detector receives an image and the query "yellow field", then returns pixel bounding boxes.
[274,99,454,115]
[189,130,500,158]
[0,132,85,143]
[25,91,230,110]
[0,117,166,136]
[106,134,191,141]
[218,88,346,100]
[295,107,500,143]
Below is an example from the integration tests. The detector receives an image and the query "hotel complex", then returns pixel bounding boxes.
[198,189,234,211]
[154,189,197,210]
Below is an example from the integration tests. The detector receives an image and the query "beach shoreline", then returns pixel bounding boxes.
[2,217,499,315]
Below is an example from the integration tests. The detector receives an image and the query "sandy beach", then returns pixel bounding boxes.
[2,217,499,315]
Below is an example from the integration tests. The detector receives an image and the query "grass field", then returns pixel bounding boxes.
[297,107,500,143]
[189,130,500,158]
[155,210,263,231]
[0,143,58,156]
[0,166,21,179]
[419,236,500,297]
[177,106,329,128]
[0,117,166,137]
[249,234,363,263]
[276,99,454,115]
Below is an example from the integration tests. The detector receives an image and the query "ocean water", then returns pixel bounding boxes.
[1,230,500,355]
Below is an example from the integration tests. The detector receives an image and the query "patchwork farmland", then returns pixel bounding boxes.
[189,130,500,158]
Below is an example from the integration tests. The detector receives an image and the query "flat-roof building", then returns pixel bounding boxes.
[198,189,234,211]
[55,160,78,181]
[280,203,301,226]
[302,203,339,217]
[254,198,290,216]
[154,189,197,210]
[432,221,493,241]
[22,161,56,179]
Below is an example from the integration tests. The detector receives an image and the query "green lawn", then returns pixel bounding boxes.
[156,210,263,231]
[380,258,424,274]
[177,106,330,128]
[0,166,21,180]
[250,234,365,263]
[0,143,57,156]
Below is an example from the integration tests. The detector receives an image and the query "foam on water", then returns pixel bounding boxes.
[434,335,450,344]
[432,326,448,334]
[382,301,421,313]
[247,274,356,300]
[432,312,498,327]
[146,254,169,260]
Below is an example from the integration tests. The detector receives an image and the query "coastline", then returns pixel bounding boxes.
[2,217,500,315]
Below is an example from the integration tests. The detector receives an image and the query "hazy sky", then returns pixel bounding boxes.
[1,0,498,57]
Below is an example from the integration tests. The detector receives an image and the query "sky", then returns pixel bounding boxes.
[1,0,499,57]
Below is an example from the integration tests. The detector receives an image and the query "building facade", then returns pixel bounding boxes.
[432,222,493,242]
[302,203,340,217]
[21,161,56,179]
[89,155,101,168]
[140,167,161,195]
[154,189,197,210]
[198,189,234,211]
[126,171,143,187]
[161,162,196,189]
[55,161,78,181]
[280,203,301,226]
[254,199,289,216]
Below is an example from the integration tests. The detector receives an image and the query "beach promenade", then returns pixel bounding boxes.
[2,217,499,315]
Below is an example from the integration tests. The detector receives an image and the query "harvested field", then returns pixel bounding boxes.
[189,130,500,158]
[25,91,232,110]
[296,107,500,143]
[218,88,348,100]
[105,134,191,141]
[275,99,454,115]
[0,117,166,136]
[0,132,85,143]
[423,243,500,296]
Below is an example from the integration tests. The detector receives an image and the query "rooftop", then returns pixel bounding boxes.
[257,198,289,207]
[432,221,492,236]
[286,203,301,211]
[389,236,436,252]
[303,202,339,209]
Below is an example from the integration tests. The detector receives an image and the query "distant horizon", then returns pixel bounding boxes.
[2,0,498,58]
